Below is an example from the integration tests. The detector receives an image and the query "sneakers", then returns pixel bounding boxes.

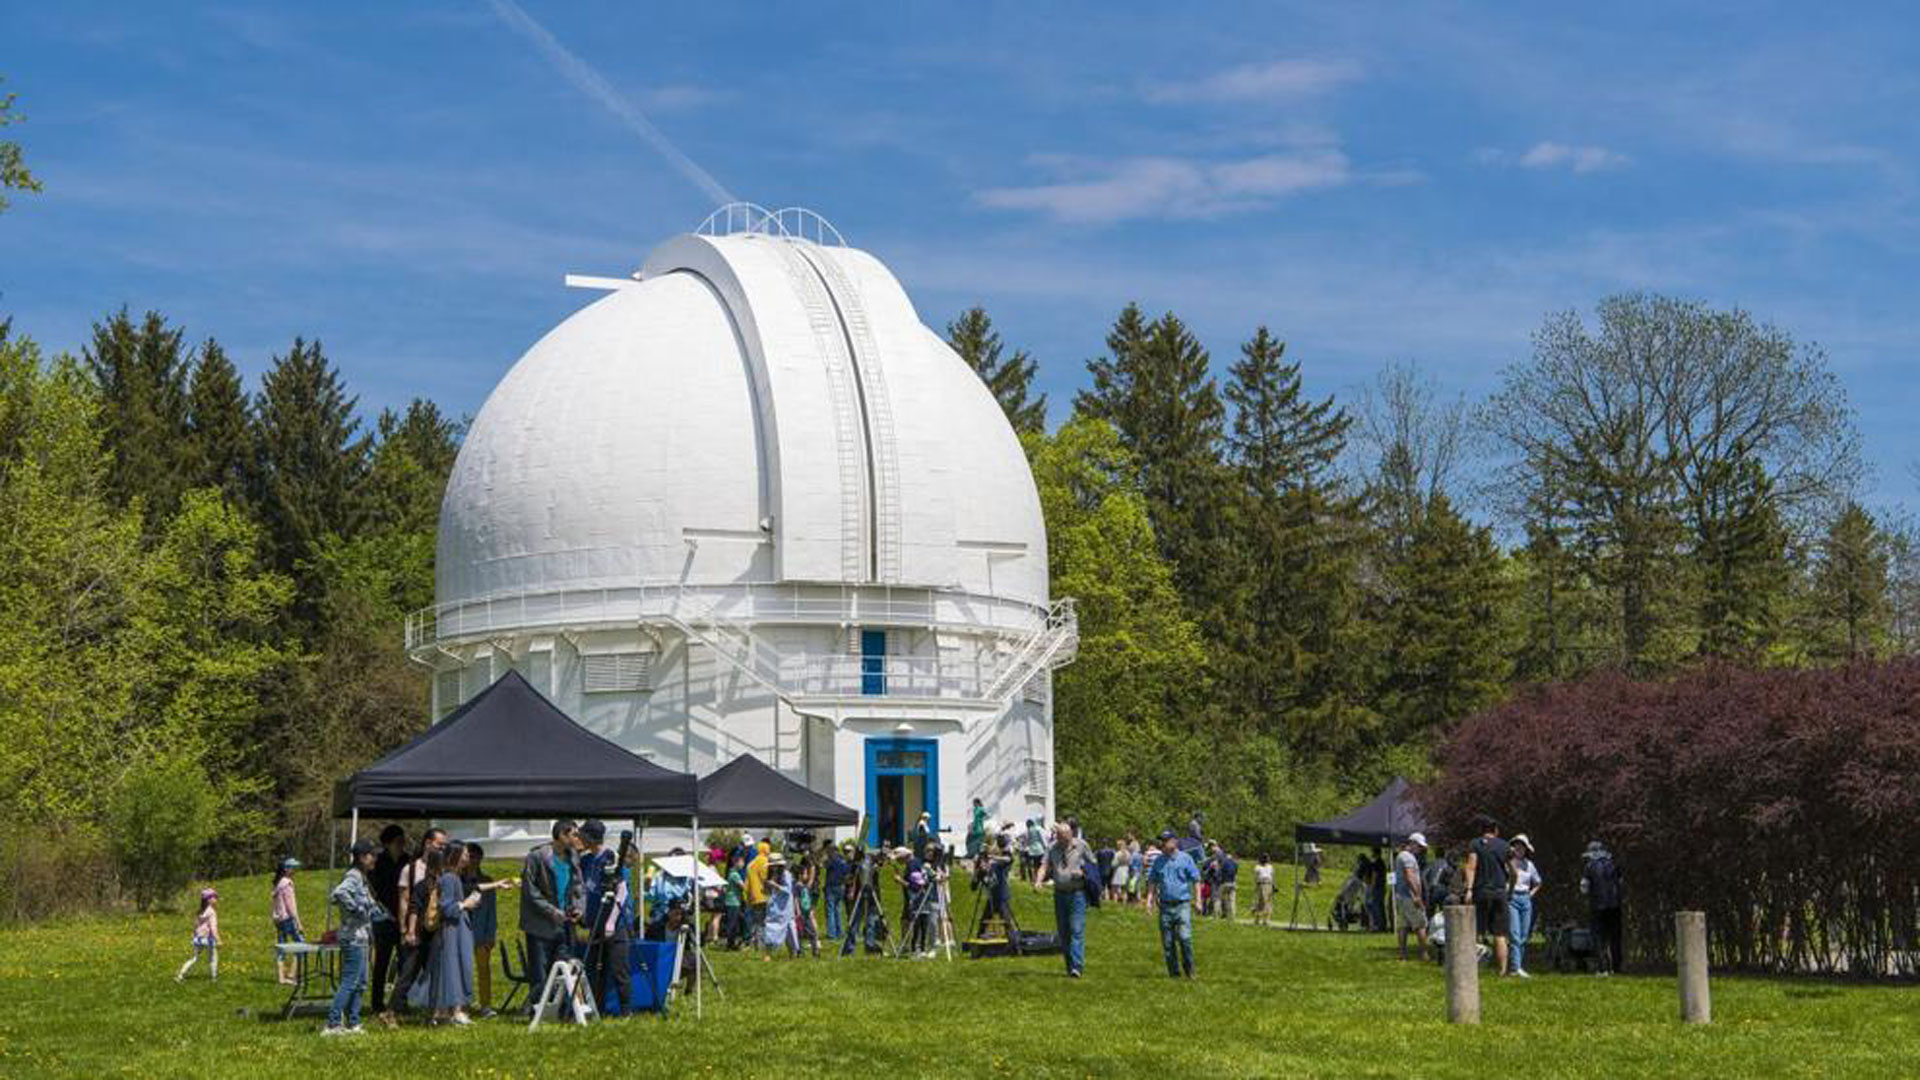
[1512,968,1532,979]
[345,1025,366,1035]
[320,1026,346,1037]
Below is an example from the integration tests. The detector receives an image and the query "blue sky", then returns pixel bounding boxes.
[3,2,1917,511]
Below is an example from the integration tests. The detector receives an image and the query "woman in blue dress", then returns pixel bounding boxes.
[426,844,514,1025]
[760,855,797,959]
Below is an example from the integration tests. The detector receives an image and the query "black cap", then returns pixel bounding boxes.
[580,819,608,844]
[350,839,377,858]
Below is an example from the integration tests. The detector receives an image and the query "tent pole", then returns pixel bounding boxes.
[636,818,647,931]
[327,818,337,933]
[702,807,710,1014]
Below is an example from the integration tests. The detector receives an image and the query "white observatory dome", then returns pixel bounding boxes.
[435,214,1049,617]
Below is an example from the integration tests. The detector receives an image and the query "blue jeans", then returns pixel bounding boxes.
[1159,900,1194,977]
[825,891,843,942]
[1509,893,1535,972]
[275,918,303,944]
[524,934,568,1004]
[327,943,366,1028]
[1054,887,1087,975]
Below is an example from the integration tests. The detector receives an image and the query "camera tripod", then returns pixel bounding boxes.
[837,861,889,958]
[890,873,954,961]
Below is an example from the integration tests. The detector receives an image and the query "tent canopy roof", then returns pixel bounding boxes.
[694,753,858,828]
[333,671,698,820]
[1293,776,1428,848]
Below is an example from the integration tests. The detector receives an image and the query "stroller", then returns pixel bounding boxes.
[1544,922,1601,972]
[1328,871,1369,931]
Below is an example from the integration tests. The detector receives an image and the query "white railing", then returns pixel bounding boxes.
[405,582,1049,653]
[407,582,1076,710]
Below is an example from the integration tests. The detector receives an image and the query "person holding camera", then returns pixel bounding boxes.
[518,819,583,1007]
[577,821,636,1015]
[1036,820,1094,978]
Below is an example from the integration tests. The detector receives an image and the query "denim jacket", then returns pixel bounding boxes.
[331,867,385,947]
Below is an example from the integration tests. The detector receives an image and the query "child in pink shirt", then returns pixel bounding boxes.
[176,887,221,981]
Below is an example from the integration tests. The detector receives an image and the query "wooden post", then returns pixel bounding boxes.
[1444,904,1480,1024]
[1676,910,1710,1024]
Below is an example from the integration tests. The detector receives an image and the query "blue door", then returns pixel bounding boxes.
[865,737,937,848]
[861,629,887,696]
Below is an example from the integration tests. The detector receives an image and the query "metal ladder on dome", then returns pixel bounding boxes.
[800,247,903,583]
[771,242,869,582]
[982,599,1080,703]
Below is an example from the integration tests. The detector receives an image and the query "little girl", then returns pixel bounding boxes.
[271,857,304,984]
[176,887,221,981]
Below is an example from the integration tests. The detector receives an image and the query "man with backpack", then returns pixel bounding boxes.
[1461,816,1511,977]
[1580,840,1625,976]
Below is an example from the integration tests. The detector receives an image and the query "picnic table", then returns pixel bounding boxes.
[273,941,340,1019]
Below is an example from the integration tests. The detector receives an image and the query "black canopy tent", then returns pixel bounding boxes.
[331,670,698,820]
[694,753,859,828]
[1287,777,1429,929]
[330,670,709,1015]
[1294,776,1427,848]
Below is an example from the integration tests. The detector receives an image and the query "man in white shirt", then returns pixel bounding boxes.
[1393,833,1429,961]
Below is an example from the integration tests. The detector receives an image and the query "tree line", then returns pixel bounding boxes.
[0,285,1912,919]
[949,295,1920,855]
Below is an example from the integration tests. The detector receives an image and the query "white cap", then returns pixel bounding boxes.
[1407,832,1428,848]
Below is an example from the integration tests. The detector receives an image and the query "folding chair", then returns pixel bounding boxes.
[497,939,533,1014]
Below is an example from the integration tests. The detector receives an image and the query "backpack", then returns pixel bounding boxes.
[1423,856,1453,902]
[1587,856,1623,910]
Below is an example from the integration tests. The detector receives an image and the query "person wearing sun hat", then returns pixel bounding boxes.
[176,887,221,982]
[1507,834,1543,977]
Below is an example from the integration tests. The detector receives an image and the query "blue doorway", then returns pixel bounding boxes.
[865,737,937,848]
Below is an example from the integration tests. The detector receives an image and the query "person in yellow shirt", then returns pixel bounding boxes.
[745,840,772,942]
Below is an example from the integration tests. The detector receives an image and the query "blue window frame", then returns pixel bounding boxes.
[861,629,887,696]
[864,736,937,848]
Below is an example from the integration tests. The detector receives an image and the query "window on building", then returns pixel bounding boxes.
[860,629,887,696]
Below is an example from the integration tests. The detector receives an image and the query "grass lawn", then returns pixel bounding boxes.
[0,863,1914,1078]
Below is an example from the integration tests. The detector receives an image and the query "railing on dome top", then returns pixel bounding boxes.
[695,202,846,246]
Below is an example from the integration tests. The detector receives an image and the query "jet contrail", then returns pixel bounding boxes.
[487,0,736,207]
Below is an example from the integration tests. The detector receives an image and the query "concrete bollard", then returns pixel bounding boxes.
[1444,904,1480,1024]
[1676,910,1710,1024]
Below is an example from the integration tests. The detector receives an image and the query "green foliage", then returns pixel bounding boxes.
[83,308,193,521]
[183,339,254,504]
[1808,501,1891,661]
[945,306,1047,434]
[252,337,370,610]
[0,79,42,213]
[106,751,221,911]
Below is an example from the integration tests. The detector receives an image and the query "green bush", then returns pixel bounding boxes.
[106,752,220,910]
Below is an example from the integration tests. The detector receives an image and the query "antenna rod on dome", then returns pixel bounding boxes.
[486,0,736,207]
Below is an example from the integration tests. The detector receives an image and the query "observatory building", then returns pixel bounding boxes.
[406,205,1077,848]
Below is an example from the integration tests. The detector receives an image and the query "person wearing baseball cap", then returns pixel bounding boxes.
[1393,833,1430,962]
[1148,828,1201,978]
[323,839,384,1035]
[272,857,305,984]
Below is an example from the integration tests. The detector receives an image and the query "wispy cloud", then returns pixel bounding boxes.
[639,83,730,112]
[1145,59,1362,104]
[1479,140,1629,174]
[976,150,1351,223]
[485,0,735,206]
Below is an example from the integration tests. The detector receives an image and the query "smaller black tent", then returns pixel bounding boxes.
[1293,776,1428,848]
[333,670,698,819]
[696,753,859,828]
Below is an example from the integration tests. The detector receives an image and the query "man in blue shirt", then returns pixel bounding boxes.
[1148,829,1201,978]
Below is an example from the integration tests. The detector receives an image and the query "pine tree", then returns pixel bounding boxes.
[183,339,253,505]
[1224,328,1349,498]
[82,308,192,519]
[1809,502,1889,662]
[1376,494,1509,743]
[1692,454,1791,660]
[945,307,1047,434]
[252,338,369,610]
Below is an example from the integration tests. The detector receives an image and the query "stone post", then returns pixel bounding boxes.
[1676,910,1710,1024]
[1444,904,1480,1024]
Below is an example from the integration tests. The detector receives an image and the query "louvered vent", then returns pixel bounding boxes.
[1026,759,1051,800]
[583,652,653,693]
[1023,672,1050,705]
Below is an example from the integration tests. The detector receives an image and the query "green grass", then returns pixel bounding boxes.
[0,864,1914,1078]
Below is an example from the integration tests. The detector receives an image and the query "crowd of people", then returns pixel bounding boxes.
[178,805,1632,1034]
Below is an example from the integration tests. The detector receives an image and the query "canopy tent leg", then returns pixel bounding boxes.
[635,818,646,931]
[326,818,338,933]
[692,813,701,1019]
[702,807,710,1014]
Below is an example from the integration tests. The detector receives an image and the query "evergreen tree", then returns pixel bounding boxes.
[182,339,253,505]
[1224,328,1349,497]
[82,308,192,519]
[251,338,369,611]
[1375,494,1509,743]
[1692,454,1792,660]
[1810,502,1890,662]
[364,398,461,542]
[945,307,1047,434]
